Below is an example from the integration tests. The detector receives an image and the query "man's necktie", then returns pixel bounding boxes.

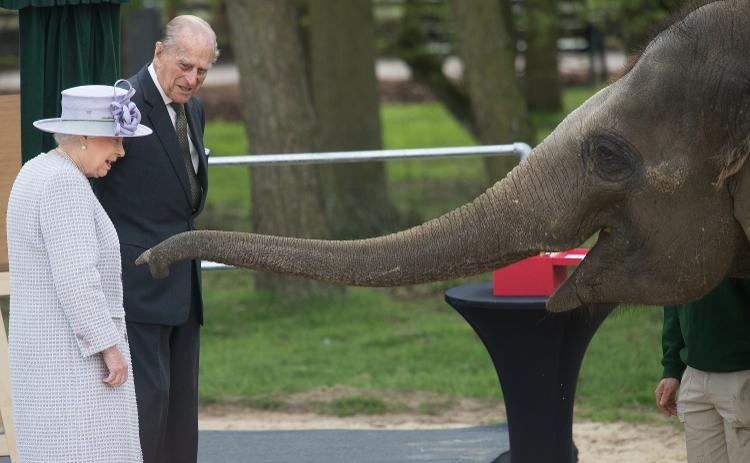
[171,102,201,210]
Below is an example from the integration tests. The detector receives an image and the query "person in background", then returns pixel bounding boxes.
[93,15,218,463]
[655,278,750,463]
[6,81,151,462]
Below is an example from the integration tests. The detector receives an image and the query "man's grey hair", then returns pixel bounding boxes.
[161,15,220,64]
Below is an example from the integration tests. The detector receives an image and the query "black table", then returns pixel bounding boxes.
[445,282,614,463]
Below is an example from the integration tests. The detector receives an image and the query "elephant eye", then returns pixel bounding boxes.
[582,134,638,183]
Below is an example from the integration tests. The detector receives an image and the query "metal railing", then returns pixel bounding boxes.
[207,143,532,167]
[201,142,532,270]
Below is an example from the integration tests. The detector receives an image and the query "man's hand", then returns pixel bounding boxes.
[655,377,680,416]
[102,345,128,388]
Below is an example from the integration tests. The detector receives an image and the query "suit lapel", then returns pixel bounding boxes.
[185,99,208,213]
[138,68,194,208]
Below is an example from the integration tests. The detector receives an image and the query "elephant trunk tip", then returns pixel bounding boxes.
[135,249,171,280]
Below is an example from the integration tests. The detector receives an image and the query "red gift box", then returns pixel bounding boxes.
[492,248,589,296]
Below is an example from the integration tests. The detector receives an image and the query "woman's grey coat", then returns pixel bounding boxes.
[6,153,141,462]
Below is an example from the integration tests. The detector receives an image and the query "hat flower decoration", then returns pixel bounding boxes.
[110,79,143,136]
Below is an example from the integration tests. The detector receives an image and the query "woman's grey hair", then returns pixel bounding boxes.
[161,15,220,64]
[53,133,79,146]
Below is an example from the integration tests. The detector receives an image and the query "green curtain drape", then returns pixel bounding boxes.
[0,0,127,162]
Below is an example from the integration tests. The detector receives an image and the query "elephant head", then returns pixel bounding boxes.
[137,0,750,311]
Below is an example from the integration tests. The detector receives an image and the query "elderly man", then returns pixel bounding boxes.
[93,15,218,463]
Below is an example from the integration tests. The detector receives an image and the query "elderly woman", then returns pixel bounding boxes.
[6,81,151,462]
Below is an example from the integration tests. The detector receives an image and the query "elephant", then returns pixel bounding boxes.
[137,0,750,312]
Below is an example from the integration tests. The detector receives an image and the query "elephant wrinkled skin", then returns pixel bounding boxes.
[137,0,750,312]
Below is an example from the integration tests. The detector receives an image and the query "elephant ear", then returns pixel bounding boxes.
[726,136,750,242]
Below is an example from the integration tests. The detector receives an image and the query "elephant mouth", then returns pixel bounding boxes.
[546,225,616,312]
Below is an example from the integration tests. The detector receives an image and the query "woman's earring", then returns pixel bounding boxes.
[81,144,87,151]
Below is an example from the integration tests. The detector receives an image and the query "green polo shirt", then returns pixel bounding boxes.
[661,278,750,380]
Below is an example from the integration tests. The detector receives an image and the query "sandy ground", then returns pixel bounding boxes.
[572,421,686,463]
[199,389,687,463]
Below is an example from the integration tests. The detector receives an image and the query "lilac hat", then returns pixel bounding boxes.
[33,80,152,137]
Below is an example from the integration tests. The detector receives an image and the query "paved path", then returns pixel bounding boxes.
[0,425,509,462]
[198,425,509,462]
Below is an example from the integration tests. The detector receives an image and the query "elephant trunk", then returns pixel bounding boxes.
[138,149,589,285]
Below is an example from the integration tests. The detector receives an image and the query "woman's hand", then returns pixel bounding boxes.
[101,345,128,388]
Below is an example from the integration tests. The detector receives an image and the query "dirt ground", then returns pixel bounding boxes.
[198,387,687,463]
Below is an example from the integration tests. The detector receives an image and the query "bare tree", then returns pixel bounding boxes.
[390,0,478,139]
[308,0,400,238]
[450,0,535,182]
[226,0,331,296]
[524,0,563,111]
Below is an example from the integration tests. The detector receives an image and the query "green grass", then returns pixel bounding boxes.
[199,272,499,405]
[198,284,664,424]
[198,268,665,421]
[578,306,664,421]
[321,396,391,416]
[199,123,251,231]
[381,103,476,149]
[382,103,489,220]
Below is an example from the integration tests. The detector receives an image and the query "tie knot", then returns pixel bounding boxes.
[170,102,185,115]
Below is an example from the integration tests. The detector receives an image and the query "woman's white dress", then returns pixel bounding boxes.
[6,152,142,462]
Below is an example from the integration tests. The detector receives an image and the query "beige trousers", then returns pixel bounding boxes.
[677,366,750,463]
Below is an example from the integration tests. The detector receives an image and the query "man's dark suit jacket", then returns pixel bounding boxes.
[94,65,208,325]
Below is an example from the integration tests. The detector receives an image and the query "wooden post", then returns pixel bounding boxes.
[0,293,18,461]
[0,94,21,273]
[0,94,22,462]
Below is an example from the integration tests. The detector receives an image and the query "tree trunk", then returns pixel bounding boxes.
[499,0,518,63]
[524,0,563,111]
[164,0,180,22]
[225,0,331,296]
[450,0,535,183]
[308,0,400,238]
[393,0,478,139]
